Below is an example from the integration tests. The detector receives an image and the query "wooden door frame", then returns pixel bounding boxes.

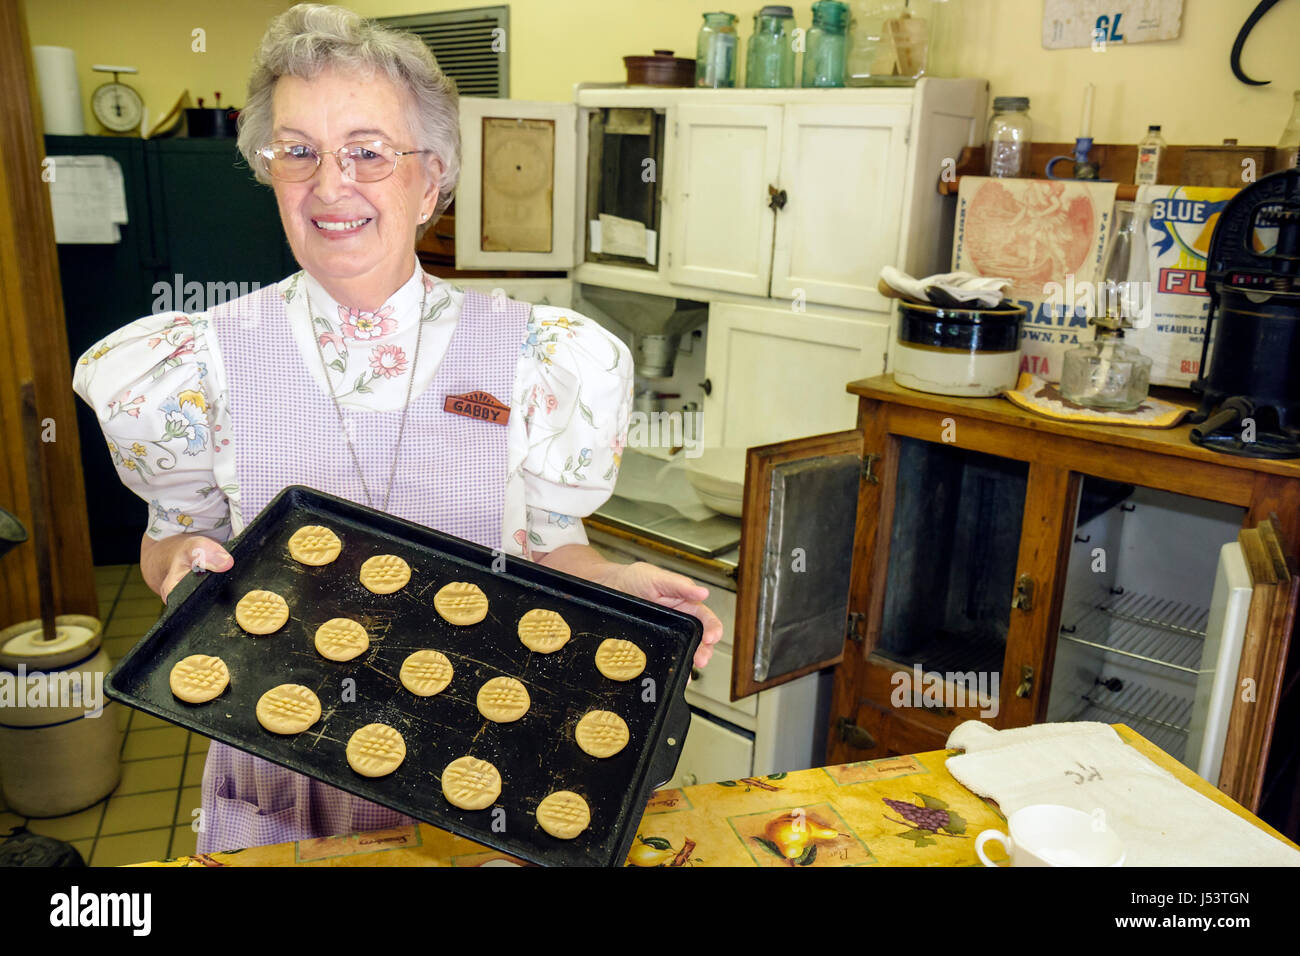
[0,0,96,621]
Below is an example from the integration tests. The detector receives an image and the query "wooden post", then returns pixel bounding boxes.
[0,0,96,622]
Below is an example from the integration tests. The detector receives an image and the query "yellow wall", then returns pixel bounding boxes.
[346,0,1300,145]
[24,0,1300,147]
[23,0,293,134]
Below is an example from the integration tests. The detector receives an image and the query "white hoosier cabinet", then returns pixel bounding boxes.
[455,79,989,786]
[456,79,988,447]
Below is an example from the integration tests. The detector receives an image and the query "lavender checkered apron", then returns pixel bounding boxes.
[199,278,528,853]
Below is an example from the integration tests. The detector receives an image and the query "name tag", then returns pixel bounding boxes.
[443,390,510,425]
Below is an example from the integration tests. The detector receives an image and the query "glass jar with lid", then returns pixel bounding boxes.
[987,96,1032,178]
[697,12,739,88]
[803,0,849,87]
[746,5,797,88]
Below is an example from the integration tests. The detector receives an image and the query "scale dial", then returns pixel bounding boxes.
[484,138,550,198]
[92,82,144,133]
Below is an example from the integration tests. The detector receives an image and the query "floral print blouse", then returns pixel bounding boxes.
[72,265,633,558]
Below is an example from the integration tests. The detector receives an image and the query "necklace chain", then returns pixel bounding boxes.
[305,277,429,512]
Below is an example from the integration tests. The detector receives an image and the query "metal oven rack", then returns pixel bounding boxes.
[1059,591,1209,761]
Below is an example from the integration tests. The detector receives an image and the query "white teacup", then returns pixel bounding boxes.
[975,804,1125,867]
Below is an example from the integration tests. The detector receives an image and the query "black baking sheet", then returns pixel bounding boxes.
[106,485,700,867]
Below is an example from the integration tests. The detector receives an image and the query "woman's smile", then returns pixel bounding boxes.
[311,215,374,237]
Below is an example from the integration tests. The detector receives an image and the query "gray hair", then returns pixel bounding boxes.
[237,3,459,237]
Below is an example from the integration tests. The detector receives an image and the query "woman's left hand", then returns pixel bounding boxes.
[603,561,723,669]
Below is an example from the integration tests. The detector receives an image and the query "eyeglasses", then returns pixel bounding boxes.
[257,140,432,183]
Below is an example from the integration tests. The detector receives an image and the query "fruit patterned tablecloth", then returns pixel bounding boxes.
[130,725,1297,867]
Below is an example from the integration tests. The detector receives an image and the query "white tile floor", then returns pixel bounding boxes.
[1,564,207,865]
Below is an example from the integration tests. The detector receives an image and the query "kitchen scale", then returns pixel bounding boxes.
[90,64,143,134]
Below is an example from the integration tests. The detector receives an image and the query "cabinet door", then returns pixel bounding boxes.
[147,140,294,285]
[825,402,1061,764]
[666,105,782,296]
[49,136,157,565]
[731,430,864,700]
[455,98,579,271]
[702,302,888,450]
[770,104,910,312]
[1219,518,1297,811]
[663,712,754,789]
[450,277,573,309]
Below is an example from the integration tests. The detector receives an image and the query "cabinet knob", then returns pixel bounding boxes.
[698,378,712,396]
[1015,665,1035,699]
[683,773,698,786]
[767,185,788,211]
[690,667,702,682]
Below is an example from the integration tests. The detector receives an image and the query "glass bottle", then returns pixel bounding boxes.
[1278,90,1300,170]
[986,96,1032,178]
[1060,202,1155,409]
[745,5,796,88]
[803,0,849,87]
[697,12,739,88]
[1133,125,1166,185]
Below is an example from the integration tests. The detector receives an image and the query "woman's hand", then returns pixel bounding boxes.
[140,532,234,603]
[602,561,724,669]
[534,545,723,668]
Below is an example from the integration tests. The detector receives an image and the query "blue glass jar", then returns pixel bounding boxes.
[803,0,849,87]
[697,12,739,88]
[746,5,796,88]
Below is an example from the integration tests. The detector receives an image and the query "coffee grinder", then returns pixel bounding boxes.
[1189,168,1300,458]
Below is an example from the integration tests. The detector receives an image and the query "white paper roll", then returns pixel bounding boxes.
[32,46,85,136]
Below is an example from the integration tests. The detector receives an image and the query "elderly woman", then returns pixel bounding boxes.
[73,3,721,853]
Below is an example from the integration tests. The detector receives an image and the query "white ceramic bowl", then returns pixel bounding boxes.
[684,448,747,517]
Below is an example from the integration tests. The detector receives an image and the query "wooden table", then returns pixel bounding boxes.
[130,725,1297,867]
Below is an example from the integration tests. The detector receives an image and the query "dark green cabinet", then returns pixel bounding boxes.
[48,135,297,564]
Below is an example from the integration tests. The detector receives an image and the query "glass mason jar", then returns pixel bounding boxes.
[746,5,796,88]
[697,12,739,88]
[987,96,1032,177]
[803,0,849,87]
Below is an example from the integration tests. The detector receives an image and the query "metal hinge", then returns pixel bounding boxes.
[861,453,881,484]
[836,716,877,749]
[846,611,865,644]
[1011,573,1035,612]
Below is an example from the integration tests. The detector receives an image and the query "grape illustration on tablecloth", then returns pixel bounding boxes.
[883,793,968,847]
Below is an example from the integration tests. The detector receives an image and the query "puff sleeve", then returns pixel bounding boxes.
[72,311,234,542]
[506,304,633,557]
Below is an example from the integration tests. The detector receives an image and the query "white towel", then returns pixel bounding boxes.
[878,266,1012,309]
[945,720,1300,867]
